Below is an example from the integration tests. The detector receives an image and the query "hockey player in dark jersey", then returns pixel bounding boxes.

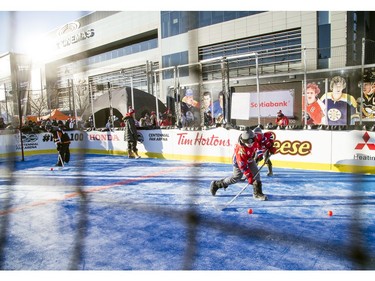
[210,129,267,201]
[47,121,71,166]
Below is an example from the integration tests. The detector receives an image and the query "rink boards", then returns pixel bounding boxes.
[1,127,374,174]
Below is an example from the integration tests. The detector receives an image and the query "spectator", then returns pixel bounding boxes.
[160,109,174,127]
[0,117,7,129]
[113,116,121,127]
[275,110,289,127]
[65,118,71,130]
[105,117,113,131]
[69,119,76,130]
[150,111,158,128]
[139,113,151,128]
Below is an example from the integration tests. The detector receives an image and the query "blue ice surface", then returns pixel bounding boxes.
[0,154,374,270]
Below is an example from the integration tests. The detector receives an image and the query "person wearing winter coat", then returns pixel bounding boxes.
[123,108,140,159]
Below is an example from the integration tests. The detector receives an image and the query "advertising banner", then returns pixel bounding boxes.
[1,128,374,174]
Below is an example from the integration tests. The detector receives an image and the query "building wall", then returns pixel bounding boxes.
[330,11,347,69]
[42,11,351,105]
[5,11,375,128]
[45,11,160,63]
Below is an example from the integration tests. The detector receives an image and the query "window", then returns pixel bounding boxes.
[317,11,331,69]
[161,11,265,38]
[199,29,302,80]
[162,51,189,79]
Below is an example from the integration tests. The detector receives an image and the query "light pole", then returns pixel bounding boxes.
[3,83,10,123]
[120,69,135,113]
[71,79,78,122]
[152,66,177,125]
[107,82,114,129]
[88,82,96,128]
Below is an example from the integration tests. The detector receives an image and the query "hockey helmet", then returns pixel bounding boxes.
[254,126,263,134]
[240,130,255,145]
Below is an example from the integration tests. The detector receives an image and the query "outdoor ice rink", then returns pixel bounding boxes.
[0,153,374,271]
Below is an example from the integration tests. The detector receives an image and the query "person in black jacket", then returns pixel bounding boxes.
[123,108,140,159]
[47,121,71,166]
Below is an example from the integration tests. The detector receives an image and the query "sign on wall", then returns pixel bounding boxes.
[231,90,295,120]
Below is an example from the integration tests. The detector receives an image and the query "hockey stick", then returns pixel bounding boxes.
[54,131,65,168]
[58,152,65,167]
[57,148,65,168]
[220,155,269,211]
[51,153,65,171]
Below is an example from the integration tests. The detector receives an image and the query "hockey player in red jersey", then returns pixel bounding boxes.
[253,126,277,176]
[210,129,267,201]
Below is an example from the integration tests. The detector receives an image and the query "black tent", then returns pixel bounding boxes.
[81,87,168,128]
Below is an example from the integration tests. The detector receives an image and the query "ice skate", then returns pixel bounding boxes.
[252,180,268,201]
[253,193,268,201]
[210,180,227,196]
[128,150,135,159]
[267,164,273,176]
[210,181,219,196]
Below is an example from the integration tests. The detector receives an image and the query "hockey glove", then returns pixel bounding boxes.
[254,150,264,163]
[264,140,273,149]
[268,146,277,154]
[243,170,254,184]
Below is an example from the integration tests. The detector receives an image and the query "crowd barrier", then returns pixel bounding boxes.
[1,127,374,174]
